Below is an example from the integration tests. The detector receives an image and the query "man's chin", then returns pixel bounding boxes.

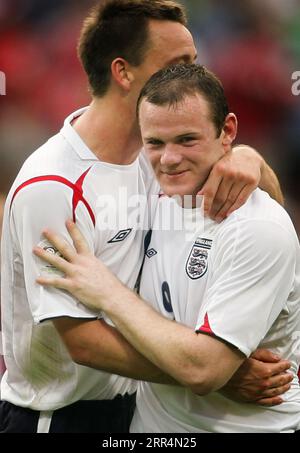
[159,181,189,197]
[159,187,182,198]
[159,186,203,205]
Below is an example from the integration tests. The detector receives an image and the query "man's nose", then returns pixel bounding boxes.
[160,145,183,167]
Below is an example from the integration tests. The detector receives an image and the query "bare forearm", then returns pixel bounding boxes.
[233,145,284,205]
[53,317,178,385]
[101,287,226,393]
[79,325,176,384]
[259,161,284,205]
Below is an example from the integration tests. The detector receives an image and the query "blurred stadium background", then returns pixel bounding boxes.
[0,0,300,376]
[0,0,300,229]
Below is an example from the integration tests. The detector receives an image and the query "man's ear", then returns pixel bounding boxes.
[111,58,134,92]
[221,113,238,151]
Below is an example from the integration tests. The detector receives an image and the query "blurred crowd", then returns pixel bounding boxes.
[187,0,300,230]
[0,0,299,229]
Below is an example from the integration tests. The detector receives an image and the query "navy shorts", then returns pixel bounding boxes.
[0,392,136,433]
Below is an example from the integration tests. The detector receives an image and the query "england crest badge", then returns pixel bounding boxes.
[186,237,212,280]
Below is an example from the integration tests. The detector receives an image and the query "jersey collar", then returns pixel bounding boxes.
[60,107,99,161]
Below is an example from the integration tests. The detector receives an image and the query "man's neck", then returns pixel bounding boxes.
[73,96,142,165]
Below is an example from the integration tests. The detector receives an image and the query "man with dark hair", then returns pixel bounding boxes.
[36,64,300,433]
[0,0,288,433]
[78,0,187,98]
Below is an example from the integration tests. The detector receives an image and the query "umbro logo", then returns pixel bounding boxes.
[108,229,133,244]
[146,248,157,258]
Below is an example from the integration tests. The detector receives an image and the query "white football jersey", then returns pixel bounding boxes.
[1,107,158,410]
[132,190,300,433]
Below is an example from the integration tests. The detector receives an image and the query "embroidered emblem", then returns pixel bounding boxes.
[186,237,212,280]
[37,239,64,277]
[108,229,132,244]
[146,248,157,259]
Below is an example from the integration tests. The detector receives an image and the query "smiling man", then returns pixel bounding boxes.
[0,0,289,434]
[141,77,234,203]
[34,64,300,433]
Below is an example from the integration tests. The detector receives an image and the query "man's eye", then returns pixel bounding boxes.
[146,140,164,147]
[178,137,197,144]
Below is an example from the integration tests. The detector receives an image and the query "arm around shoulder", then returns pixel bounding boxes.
[233,145,284,205]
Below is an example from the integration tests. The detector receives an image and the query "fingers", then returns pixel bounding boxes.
[202,181,253,222]
[249,349,291,378]
[34,246,72,274]
[36,276,71,291]
[200,147,261,220]
[259,382,292,400]
[267,360,291,377]
[254,359,291,380]
[213,182,245,222]
[66,220,91,255]
[41,229,76,262]
[200,176,255,222]
[250,348,282,363]
[199,173,223,218]
[208,179,235,221]
[255,379,292,406]
[225,184,256,217]
[258,371,293,393]
[255,396,284,407]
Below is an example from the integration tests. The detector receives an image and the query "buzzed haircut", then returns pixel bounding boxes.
[137,64,230,137]
[78,0,187,97]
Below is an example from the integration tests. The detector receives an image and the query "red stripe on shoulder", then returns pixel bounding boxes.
[10,170,96,227]
[72,167,95,225]
[10,175,74,209]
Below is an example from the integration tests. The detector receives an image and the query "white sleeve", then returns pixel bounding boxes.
[195,219,296,357]
[10,181,98,324]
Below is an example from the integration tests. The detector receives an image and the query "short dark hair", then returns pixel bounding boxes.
[78,0,187,97]
[137,64,230,137]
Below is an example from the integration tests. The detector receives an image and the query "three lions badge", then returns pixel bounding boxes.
[186,237,212,280]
